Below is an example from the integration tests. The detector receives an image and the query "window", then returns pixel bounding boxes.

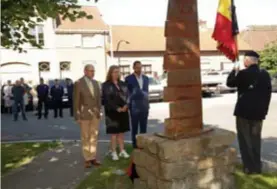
[119,65,130,78]
[37,25,44,45]
[142,64,152,75]
[28,25,44,45]
[39,62,50,72]
[60,61,71,71]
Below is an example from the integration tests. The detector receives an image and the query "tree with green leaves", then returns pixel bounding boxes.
[259,41,277,73]
[1,0,95,52]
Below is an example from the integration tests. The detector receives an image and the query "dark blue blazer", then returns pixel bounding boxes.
[125,74,149,113]
[50,85,64,101]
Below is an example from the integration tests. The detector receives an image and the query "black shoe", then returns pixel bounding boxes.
[44,116,48,119]
[23,118,28,121]
[13,119,18,122]
[38,117,42,120]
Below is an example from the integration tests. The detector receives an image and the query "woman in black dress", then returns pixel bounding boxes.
[102,65,130,161]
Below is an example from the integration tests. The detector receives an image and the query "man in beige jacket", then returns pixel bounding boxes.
[73,64,101,168]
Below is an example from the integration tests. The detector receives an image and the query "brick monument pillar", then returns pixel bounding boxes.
[133,0,237,189]
[163,0,203,138]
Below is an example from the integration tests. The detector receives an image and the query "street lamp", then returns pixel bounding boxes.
[116,40,130,66]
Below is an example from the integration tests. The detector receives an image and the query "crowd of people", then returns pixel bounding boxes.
[73,51,272,174]
[1,50,273,176]
[1,77,74,121]
[73,61,150,167]
[1,60,150,168]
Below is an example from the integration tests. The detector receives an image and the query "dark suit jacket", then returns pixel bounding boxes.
[227,64,272,120]
[36,84,49,99]
[125,74,149,113]
[50,85,64,101]
[102,80,128,112]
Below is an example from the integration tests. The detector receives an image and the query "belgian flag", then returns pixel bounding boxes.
[212,0,239,62]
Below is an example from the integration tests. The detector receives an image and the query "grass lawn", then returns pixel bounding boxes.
[77,144,277,189]
[1,141,62,175]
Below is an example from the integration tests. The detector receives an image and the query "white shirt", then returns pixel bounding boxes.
[135,74,143,89]
[84,76,94,96]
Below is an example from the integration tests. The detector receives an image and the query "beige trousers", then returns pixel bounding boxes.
[79,118,100,161]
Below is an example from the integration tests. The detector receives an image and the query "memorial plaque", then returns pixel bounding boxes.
[165,21,198,37]
[164,53,200,70]
[163,86,202,101]
[167,69,201,87]
[169,99,202,118]
[167,0,198,21]
[166,37,200,55]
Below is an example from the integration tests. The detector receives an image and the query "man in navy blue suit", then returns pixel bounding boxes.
[50,79,64,118]
[36,78,49,119]
[125,61,149,148]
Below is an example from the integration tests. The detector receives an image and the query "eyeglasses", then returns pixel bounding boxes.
[87,70,95,72]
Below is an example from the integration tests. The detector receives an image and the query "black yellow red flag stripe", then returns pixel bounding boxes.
[212,0,239,62]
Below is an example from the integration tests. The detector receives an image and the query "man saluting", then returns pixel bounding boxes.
[227,50,272,174]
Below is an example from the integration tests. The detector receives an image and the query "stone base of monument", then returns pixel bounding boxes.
[133,127,237,189]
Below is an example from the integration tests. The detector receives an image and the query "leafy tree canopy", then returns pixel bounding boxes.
[260,41,277,71]
[1,0,97,52]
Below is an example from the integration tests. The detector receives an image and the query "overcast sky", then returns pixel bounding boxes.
[79,0,277,29]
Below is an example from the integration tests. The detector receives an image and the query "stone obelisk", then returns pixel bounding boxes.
[162,0,203,139]
[133,1,237,189]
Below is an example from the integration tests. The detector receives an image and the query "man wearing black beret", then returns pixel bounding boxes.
[226,50,272,174]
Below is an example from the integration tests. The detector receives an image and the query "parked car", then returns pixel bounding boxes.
[48,78,73,108]
[160,71,221,97]
[148,77,163,101]
[272,73,277,92]
[210,71,237,93]
[201,72,221,96]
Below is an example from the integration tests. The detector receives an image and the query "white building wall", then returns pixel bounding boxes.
[0,19,108,85]
[56,48,107,82]
[0,49,57,85]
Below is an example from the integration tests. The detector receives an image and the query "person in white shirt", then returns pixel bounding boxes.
[3,80,13,113]
[125,61,150,148]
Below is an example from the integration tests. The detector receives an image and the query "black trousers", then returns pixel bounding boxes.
[37,98,48,118]
[68,98,73,117]
[53,99,63,118]
[236,116,263,173]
